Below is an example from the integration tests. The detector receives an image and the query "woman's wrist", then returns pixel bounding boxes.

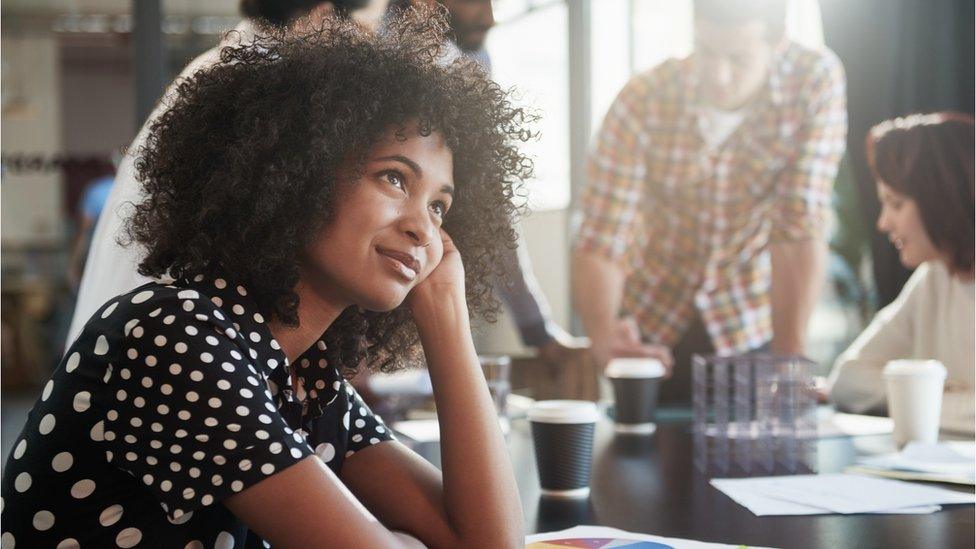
[410,285,469,335]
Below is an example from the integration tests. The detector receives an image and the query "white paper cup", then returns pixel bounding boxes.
[528,400,599,498]
[606,359,665,434]
[883,359,946,447]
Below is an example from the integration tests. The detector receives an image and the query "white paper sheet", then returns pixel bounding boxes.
[393,417,509,442]
[525,525,776,549]
[392,419,441,442]
[711,473,975,515]
[859,441,975,476]
[711,477,940,516]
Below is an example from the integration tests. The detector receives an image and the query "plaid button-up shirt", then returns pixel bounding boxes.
[575,42,847,354]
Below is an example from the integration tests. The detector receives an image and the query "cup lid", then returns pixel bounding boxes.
[528,400,600,424]
[605,358,665,379]
[883,359,947,378]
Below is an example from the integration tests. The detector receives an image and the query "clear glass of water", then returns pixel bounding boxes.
[479,355,512,421]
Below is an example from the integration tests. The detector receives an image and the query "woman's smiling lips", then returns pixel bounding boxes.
[376,247,421,280]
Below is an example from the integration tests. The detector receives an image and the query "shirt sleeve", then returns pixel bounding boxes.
[100,295,314,520]
[491,228,559,348]
[343,381,396,458]
[770,50,847,243]
[827,264,926,413]
[574,75,651,266]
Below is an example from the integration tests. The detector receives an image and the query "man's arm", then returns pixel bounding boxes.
[769,239,827,354]
[494,230,589,362]
[768,50,847,355]
[493,230,567,344]
[572,251,626,367]
[572,251,672,370]
[572,72,679,370]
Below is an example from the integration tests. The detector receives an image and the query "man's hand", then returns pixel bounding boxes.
[591,316,674,377]
[536,327,590,365]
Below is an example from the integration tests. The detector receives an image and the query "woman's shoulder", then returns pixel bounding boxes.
[71,279,235,356]
[902,261,959,301]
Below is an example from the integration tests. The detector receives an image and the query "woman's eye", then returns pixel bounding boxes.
[384,172,405,190]
[430,201,448,217]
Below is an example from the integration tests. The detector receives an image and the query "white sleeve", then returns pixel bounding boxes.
[66,152,151,348]
[65,44,226,349]
[827,264,930,414]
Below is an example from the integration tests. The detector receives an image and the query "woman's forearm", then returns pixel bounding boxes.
[411,288,524,548]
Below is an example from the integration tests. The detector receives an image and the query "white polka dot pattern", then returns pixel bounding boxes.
[0,276,395,547]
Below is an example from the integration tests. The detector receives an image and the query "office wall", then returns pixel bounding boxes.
[1,31,64,246]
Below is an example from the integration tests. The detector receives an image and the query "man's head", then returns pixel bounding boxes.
[693,0,786,111]
[416,0,494,52]
[240,0,389,32]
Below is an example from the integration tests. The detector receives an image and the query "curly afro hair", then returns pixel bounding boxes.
[127,8,536,375]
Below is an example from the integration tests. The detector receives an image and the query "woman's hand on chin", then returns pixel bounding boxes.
[406,229,466,316]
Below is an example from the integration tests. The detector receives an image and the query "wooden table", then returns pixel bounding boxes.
[409,417,975,548]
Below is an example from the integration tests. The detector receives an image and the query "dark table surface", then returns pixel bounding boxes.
[409,416,975,549]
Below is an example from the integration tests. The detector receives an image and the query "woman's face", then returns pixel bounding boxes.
[304,126,454,311]
[876,180,940,268]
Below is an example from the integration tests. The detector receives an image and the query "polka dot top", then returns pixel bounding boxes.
[1,273,395,548]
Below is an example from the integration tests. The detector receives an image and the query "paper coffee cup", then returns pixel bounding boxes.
[606,358,665,434]
[883,359,947,447]
[528,400,599,498]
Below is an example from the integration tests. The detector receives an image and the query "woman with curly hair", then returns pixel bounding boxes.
[2,12,528,548]
[828,112,974,435]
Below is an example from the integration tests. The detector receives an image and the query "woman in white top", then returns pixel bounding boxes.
[828,112,975,435]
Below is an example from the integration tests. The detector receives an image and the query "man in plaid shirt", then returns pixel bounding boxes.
[573,0,847,403]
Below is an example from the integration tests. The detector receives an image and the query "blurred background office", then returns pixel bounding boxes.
[1,0,973,456]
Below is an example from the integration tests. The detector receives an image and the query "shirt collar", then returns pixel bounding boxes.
[176,271,343,420]
[685,42,789,117]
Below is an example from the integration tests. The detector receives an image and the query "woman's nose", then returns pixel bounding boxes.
[877,208,890,233]
[400,207,434,247]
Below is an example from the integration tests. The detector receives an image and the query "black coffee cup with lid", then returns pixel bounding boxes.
[606,358,665,434]
[528,400,599,498]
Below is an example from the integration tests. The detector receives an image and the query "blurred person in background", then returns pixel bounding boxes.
[828,113,975,435]
[66,0,390,348]
[67,159,118,290]
[573,0,847,404]
[399,0,587,364]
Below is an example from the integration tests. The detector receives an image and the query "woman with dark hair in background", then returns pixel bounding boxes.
[2,12,525,547]
[828,112,975,435]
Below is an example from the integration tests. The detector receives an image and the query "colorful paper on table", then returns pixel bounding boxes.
[525,525,775,549]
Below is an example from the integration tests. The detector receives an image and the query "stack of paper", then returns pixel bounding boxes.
[849,441,976,485]
[711,473,976,516]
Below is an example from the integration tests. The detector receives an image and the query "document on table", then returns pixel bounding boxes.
[711,473,976,516]
[849,441,976,485]
[526,525,776,549]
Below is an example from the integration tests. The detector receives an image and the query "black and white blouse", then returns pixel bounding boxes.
[1,273,395,548]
